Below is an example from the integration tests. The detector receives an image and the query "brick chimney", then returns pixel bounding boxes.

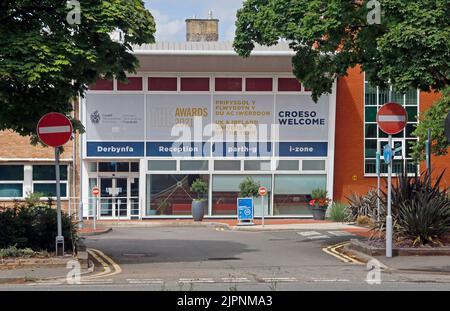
[186,11,219,42]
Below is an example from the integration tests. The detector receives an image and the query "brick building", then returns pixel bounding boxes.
[0,17,448,220]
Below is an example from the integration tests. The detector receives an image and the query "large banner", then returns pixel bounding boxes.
[85,93,330,157]
[86,94,145,157]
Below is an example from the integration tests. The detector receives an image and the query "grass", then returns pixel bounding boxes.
[328,202,350,223]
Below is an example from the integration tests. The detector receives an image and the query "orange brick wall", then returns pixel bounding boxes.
[333,67,450,202]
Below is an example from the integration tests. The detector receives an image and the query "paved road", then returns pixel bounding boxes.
[2,226,450,291]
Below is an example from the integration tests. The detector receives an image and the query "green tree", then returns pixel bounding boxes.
[410,86,450,161]
[0,0,155,143]
[234,0,449,101]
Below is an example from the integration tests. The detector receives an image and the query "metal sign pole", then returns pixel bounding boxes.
[386,134,393,258]
[94,196,97,231]
[55,147,64,256]
[426,128,431,177]
[376,148,381,222]
[261,195,265,227]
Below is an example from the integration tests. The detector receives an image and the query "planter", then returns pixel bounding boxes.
[192,200,206,221]
[312,207,327,220]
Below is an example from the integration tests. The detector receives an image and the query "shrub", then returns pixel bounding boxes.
[239,177,260,198]
[0,203,77,252]
[190,178,208,201]
[375,169,450,246]
[328,202,350,222]
[0,245,35,258]
[311,188,327,199]
[346,190,379,222]
[356,215,373,226]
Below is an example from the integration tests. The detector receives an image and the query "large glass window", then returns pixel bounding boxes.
[32,165,68,198]
[364,81,419,175]
[146,174,209,216]
[273,175,326,215]
[0,165,24,198]
[212,175,271,216]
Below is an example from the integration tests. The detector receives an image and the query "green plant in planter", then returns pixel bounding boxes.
[190,179,208,201]
[238,177,260,198]
[309,188,330,221]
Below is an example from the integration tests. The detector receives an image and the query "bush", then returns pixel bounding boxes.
[346,190,379,222]
[0,245,35,258]
[239,177,260,198]
[0,203,77,252]
[375,169,450,246]
[311,188,327,199]
[190,178,208,201]
[328,202,350,222]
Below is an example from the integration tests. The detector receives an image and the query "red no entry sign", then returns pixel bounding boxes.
[259,187,268,196]
[37,113,73,147]
[92,186,100,197]
[376,103,408,135]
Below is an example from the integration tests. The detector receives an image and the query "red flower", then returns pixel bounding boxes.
[309,199,316,207]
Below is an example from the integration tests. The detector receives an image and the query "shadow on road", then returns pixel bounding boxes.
[86,238,258,264]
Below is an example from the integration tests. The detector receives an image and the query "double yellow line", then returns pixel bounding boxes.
[85,248,122,280]
[322,242,364,264]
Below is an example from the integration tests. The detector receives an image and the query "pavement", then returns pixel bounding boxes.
[375,255,450,274]
[1,222,449,290]
[79,219,372,237]
[0,257,91,284]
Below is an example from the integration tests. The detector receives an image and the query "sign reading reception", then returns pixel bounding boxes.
[84,92,330,158]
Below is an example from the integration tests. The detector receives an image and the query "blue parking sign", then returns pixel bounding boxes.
[237,198,254,221]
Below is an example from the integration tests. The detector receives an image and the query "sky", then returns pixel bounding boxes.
[144,0,245,42]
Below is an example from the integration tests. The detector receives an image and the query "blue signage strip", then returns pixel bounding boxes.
[276,142,328,157]
[87,142,144,157]
[237,198,253,221]
[212,142,272,157]
[147,142,210,157]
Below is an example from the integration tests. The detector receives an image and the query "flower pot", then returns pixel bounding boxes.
[192,200,206,221]
[312,207,327,220]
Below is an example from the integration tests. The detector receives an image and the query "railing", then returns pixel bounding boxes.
[65,196,140,221]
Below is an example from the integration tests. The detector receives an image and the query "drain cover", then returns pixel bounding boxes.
[207,257,240,261]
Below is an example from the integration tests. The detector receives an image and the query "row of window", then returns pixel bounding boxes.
[363,81,419,175]
[145,174,326,216]
[90,77,310,93]
[147,159,325,172]
[0,165,68,198]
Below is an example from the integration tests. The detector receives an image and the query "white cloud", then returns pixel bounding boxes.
[149,8,185,41]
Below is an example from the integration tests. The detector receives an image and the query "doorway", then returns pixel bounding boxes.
[98,176,139,219]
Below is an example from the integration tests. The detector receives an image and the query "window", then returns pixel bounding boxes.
[0,165,24,198]
[278,78,301,92]
[146,174,209,216]
[180,78,210,91]
[364,81,419,175]
[180,160,209,171]
[244,160,271,171]
[212,175,271,216]
[89,79,114,91]
[148,160,176,171]
[214,160,240,171]
[32,165,68,198]
[117,77,143,91]
[273,175,326,215]
[215,78,242,92]
[148,77,177,91]
[245,78,273,92]
[275,160,299,171]
[302,160,326,171]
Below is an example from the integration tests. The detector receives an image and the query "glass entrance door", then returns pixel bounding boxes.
[99,177,129,219]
